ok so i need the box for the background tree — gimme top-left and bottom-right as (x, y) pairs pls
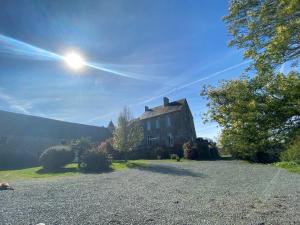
(202, 71), (300, 162)
(224, 0), (300, 73)
(112, 107), (143, 160)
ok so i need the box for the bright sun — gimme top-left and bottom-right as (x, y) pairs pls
(64, 52), (85, 70)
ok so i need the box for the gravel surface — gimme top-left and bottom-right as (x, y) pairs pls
(0, 160), (299, 225)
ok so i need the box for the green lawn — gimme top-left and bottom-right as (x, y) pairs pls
(0, 159), (180, 181)
(274, 161), (300, 174)
(0, 163), (80, 181)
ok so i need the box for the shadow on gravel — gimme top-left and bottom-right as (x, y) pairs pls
(134, 164), (206, 177)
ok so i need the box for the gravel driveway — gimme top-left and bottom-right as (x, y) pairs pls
(0, 160), (299, 225)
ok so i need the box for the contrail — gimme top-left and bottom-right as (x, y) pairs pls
(86, 60), (250, 123)
(85, 61), (151, 81)
(0, 34), (148, 81)
(134, 60), (251, 105)
(0, 34), (62, 61)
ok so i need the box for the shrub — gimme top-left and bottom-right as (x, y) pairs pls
(170, 154), (180, 161)
(39, 145), (74, 171)
(170, 154), (178, 160)
(81, 148), (111, 172)
(281, 136), (300, 162)
(99, 139), (114, 153)
(183, 138), (220, 160)
(98, 139), (119, 160)
(155, 146), (170, 159)
(183, 141), (198, 160)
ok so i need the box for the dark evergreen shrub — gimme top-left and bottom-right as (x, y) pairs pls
(81, 148), (111, 171)
(183, 138), (220, 160)
(183, 141), (198, 160)
(255, 151), (280, 163)
(39, 145), (74, 171)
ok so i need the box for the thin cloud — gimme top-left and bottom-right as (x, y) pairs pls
(0, 90), (31, 114)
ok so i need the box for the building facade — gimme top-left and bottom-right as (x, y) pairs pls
(139, 97), (196, 148)
(0, 110), (112, 162)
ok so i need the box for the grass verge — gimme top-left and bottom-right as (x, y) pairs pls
(0, 163), (80, 181)
(274, 161), (300, 174)
(0, 160), (154, 181)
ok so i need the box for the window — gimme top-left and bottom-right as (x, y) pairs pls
(147, 120), (151, 130)
(166, 115), (171, 127)
(156, 119), (160, 129)
(147, 136), (151, 145)
(167, 133), (173, 147)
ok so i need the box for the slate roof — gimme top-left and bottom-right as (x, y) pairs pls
(140, 98), (186, 120)
(107, 120), (115, 129)
(0, 109), (110, 140)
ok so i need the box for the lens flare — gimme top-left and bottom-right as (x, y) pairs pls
(0, 34), (150, 81)
(64, 52), (85, 70)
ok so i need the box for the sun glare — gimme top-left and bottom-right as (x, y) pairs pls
(64, 52), (85, 70)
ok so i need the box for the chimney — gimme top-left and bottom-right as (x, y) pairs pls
(163, 97), (169, 106)
(145, 106), (149, 112)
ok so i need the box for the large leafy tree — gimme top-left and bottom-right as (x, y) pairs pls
(112, 107), (143, 160)
(202, 0), (300, 162)
(224, 0), (300, 73)
(202, 71), (300, 161)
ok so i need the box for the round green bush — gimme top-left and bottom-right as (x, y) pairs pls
(81, 148), (111, 172)
(39, 145), (74, 171)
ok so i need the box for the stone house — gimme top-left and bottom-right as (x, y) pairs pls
(139, 97), (196, 149)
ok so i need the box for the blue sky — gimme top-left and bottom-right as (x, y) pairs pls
(0, 0), (249, 140)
